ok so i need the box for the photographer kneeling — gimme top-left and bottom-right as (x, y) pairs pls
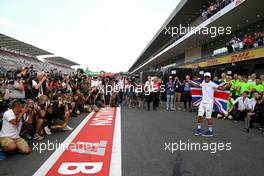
(0, 100), (31, 154)
(44, 95), (73, 133)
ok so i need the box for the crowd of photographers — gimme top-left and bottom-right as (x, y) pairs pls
(1, 64), (263, 158)
(0, 65), (120, 156)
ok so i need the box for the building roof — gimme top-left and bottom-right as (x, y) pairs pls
(44, 56), (79, 66)
(128, 0), (216, 72)
(0, 33), (53, 56)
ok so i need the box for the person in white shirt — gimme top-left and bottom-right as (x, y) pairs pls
(0, 100), (31, 154)
(188, 72), (230, 137)
(144, 76), (154, 111)
(233, 91), (251, 121)
(31, 71), (47, 98)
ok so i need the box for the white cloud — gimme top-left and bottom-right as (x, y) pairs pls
(0, 0), (179, 73)
(0, 16), (13, 28)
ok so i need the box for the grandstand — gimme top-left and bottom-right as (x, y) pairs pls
(0, 33), (79, 73)
(129, 0), (264, 75)
(43, 56), (79, 74)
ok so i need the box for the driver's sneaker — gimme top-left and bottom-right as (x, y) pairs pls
(63, 125), (74, 131)
(194, 129), (202, 136)
(44, 126), (52, 135)
(202, 130), (213, 137)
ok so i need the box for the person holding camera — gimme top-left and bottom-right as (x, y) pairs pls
(19, 99), (36, 141)
(0, 100), (31, 154)
(45, 95), (73, 131)
(83, 87), (99, 112)
(30, 71), (47, 100)
(173, 76), (183, 111)
(71, 89), (85, 116)
(32, 95), (49, 140)
(94, 88), (105, 108)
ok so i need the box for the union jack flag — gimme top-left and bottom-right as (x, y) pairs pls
(190, 81), (230, 115)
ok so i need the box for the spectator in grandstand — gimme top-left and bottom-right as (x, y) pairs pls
(0, 100), (31, 154)
(231, 36), (241, 51)
(219, 0), (225, 9)
(254, 32), (264, 47)
(203, 0), (233, 20)
(165, 76), (175, 111)
(202, 10), (208, 21)
(226, 41), (234, 53)
(207, 3), (215, 18)
(213, 1), (220, 14)
(224, 0), (230, 6)
(182, 75), (192, 111)
(173, 76), (182, 110)
(243, 35), (255, 49)
(258, 32), (264, 46)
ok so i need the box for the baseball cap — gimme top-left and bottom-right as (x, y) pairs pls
(204, 72), (211, 77)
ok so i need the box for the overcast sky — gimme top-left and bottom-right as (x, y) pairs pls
(0, 0), (180, 72)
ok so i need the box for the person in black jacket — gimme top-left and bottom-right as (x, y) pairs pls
(247, 96), (264, 132)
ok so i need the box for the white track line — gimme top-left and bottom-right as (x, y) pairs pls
(33, 112), (95, 176)
(110, 107), (122, 176)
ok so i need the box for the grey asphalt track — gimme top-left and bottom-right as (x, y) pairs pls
(121, 104), (264, 176)
(1, 105), (264, 176)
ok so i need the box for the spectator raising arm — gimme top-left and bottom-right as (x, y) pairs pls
(34, 75), (46, 90)
(187, 79), (201, 88)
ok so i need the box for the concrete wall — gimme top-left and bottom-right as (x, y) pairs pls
(184, 46), (201, 63)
